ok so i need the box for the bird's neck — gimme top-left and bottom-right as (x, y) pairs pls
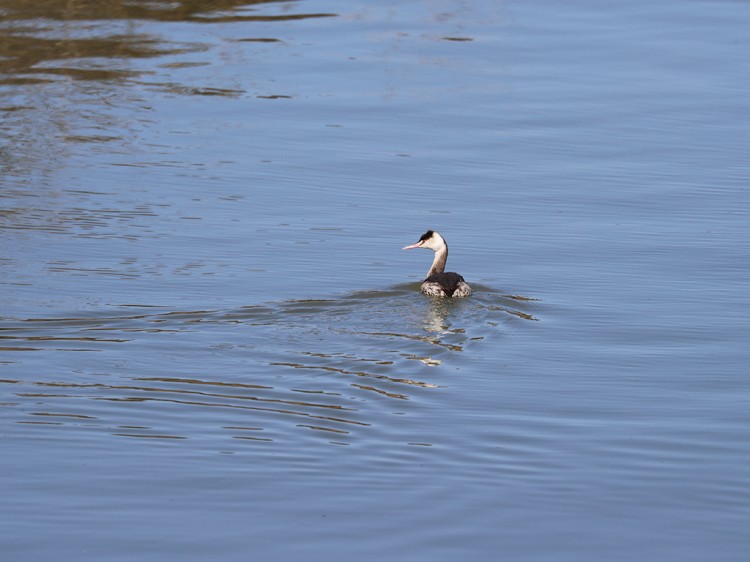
(426, 245), (448, 278)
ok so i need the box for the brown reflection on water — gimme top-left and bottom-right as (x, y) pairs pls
(0, 0), (335, 85)
(0, 31), (188, 85)
(1, 0), (335, 23)
(0, 0), (336, 176)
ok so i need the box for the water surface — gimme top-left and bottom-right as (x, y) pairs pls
(2, 0), (749, 560)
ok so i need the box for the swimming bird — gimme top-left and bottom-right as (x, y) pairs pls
(402, 230), (472, 297)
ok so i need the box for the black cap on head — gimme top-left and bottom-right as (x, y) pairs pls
(419, 230), (435, 241)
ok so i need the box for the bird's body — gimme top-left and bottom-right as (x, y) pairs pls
(402, 230), (472, 298)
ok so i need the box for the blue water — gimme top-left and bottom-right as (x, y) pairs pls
(2, 0), (749, 560)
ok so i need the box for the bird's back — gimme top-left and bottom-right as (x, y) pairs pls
(422, 271), (471, 297)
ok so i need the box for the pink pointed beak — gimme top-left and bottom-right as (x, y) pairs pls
(402, 242), (423, 250)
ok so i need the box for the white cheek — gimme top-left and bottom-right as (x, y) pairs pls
(423, 238), (443, 251)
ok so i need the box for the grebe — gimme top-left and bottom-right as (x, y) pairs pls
(402, 230), (472, 298)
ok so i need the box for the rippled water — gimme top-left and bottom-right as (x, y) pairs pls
(2, 286), (535, 442)
(2, 0), (750, 560)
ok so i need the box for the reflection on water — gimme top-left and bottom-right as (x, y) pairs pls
(0, 0), (335, 87)
(1, 286), (538, 444)
(0, 0), (337, 176)
(2, 0), (749, 557)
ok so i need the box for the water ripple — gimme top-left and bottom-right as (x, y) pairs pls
(1, 286), (539, 446)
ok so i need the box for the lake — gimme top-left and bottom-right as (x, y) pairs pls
(2, 0), (749, 560)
